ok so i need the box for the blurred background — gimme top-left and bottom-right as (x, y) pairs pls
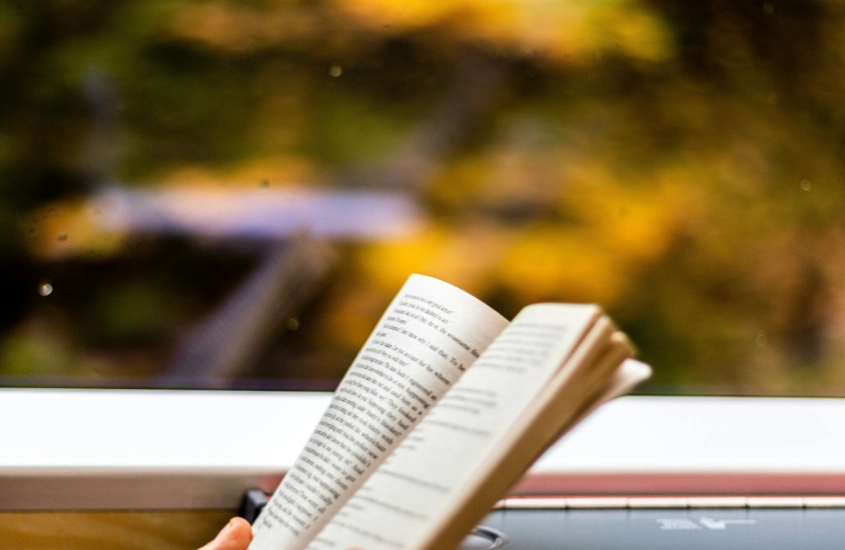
(3, 0), (845, 394)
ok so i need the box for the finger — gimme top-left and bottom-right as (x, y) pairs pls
(199, 517), (254, 550)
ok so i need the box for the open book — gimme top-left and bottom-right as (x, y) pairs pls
(249, 274), (650, 550)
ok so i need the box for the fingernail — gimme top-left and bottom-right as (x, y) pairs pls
(217, 519), (235, 539)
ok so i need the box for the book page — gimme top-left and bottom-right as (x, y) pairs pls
(248, 275), (509, 550)
(305, 304), (610, 550)
(412, 342), (645, 550)
(540, 358), (652, 450)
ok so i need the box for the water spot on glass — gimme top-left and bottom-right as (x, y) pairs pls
(756, 330), (767, 347)
(286, 318), (300, 330)
(58, 234), (68, 242)
(763, 3), (774, 14)
(260, 179), (270, 193)
(329, 65), (343, 77)
(38, 280), (53, 297)
(800, 179), (812, 191)
(767, 92), (778, 105)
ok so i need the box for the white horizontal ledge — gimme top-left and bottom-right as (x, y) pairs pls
(0, 388), (329, 470)
(2, 390), (845, 510)
(537, 395), (845, 473)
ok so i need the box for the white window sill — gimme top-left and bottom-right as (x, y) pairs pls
(2, 390), (844, 511)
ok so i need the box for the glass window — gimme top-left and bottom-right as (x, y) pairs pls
(3, 0), (844, 395)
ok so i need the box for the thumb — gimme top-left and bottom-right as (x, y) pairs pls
(200, 518), (254, 550)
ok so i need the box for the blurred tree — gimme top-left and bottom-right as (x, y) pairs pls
(4, 0), (845, 394)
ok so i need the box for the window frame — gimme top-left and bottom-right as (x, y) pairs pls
(2, 391), (844, 511)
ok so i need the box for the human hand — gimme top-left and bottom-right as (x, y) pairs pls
(199, 517), (253, 550)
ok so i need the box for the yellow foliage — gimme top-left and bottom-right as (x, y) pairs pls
(157, 157), (318, 192)
(333, 0), (672, 63)
(426, 146), (685, 309)
(498, 227), (628, 305)
(358, 227), (450, 291)
(358, 220), (511, 293)
(430, 150), (565, 211)
(25, 200), (126, 260)
(562, 164), (682, 263)
(493, 163), (683, 306)
(167, 3), (320, 53)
